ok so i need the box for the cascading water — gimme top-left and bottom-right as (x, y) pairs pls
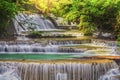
(0, 40), (117, 55)
(0, 41), (58, 53)
(50, 40), (91, 45)
(13, 13), (56, 35)
(56, 73), (67, 80)
(0, 61), (118, 80)
(2, 11), (120, 80)
(0, 62), (21, 80)
(91, 39), (117, 47)
(98, 68), (120, 80)
(0, 41), (91, 53)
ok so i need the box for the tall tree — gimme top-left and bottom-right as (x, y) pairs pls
(51, 0), (120, 36)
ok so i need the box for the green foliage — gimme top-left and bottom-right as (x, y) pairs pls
(0, 0), (18, 34)
(1, 0), (120, 38)
(28, 31), (42, 38)
(117, 35), (120, 46)
(78, 0), (120, 34)
(115, 10), (120, 35)
(51, 0), (120, 36)
(17, 0), (38, 12)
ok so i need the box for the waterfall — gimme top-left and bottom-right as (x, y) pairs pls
(98, 68), (120, 80)
(56, 73), (67, 80)
(0, 61), (117, 80)
(0, 42), (58, 53)
(0, 41), (90, 53)
(13, 13), (56, 35)
(17, 62), (118, 80)
(49, 39), (91, 45)
(0, 62), (21, 80)
(0, 40), (117, 54)
(91, 39), (117, 47)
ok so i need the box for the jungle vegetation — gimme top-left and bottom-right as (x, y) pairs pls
(0, 0), (120, 39)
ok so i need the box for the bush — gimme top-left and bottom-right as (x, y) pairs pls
(0, 0), (18, 35)
(84, 32), (93, 36)
(27, 31), (42, 38)
(117, 35), (120, 47)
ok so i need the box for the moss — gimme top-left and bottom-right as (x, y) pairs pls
(84, 32), (93, 36)
(27, 31), (76, 38)
(27, 31), (43, 38)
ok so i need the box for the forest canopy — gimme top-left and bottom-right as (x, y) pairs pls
(0, 0), (18, 35)
(0, 0), (120, 38)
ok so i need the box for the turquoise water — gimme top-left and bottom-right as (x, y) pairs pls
(0, 54), (73, 60)
(0, 53), (114, 60)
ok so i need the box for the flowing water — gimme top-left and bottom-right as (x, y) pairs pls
(0, 41), (86, 53)
(98, 68), (120, 80)
(0, 39), (92, 53)
(0, 61), (118, 80)
(0, 62), (21, 80)
(0, 40), (116, 56)
(1, 13), (119, 80)
(13, 13), (57, 35)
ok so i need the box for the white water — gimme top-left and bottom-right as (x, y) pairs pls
(0, 70), (21, 80)
(0, 63), (21, 80)
(0, 41), (118, 56)
(98, 68), (120, 80)
(13, 13), (56, 35)
(0, 42), (58, 53)
(0, 41), (88, 53)
(56, 73), (67, 80)
(0, 61), (117, 80)
(91, 39), (117, 46)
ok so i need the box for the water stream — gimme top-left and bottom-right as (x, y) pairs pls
(0, 61), (118, 80)
(0, 62), (21, 80)
(1, 13), (119, 80)
(0, 40), (117, 56)
(98, 68), (120, 80)
(13, 13), (57, 35)
(0, 41), (84, 53)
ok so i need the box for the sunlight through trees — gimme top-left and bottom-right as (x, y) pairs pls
(1, 0), (120, 38)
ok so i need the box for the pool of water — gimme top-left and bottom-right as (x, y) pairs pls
(0, 52), (117, 60)
(0, 54), (73, 60)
